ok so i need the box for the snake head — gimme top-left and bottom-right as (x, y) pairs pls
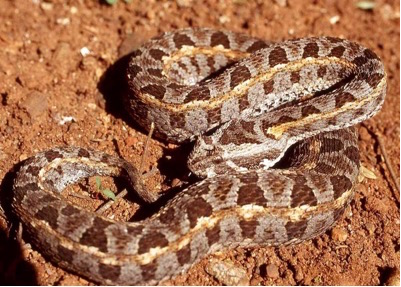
(187, 136), (224, 178)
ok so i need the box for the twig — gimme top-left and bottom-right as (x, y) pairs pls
(139, 122), (155, 175)
(362, 123), (400, 203)
(69, 193), (93, 200)
(95, 188), (128, 214)
(376, 131), (400, 202)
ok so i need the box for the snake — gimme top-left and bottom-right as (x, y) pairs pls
(12, 28), (386, 285)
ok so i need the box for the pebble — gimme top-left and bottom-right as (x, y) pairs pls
(125, 136), (139, 147)
(331, 227), (348, 242)
(52, 42), (72, 77)
(365, 222), (376, 235)
(176, 0), (193, 7)
(265, 264), (279, 279)
(21, 91), (48, 118)
(274, 0), (287, 7)
(359, 126), (371, 141)
(205, 258), (250, 286)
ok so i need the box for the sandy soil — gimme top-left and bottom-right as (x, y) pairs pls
(0, 0), (399, 285)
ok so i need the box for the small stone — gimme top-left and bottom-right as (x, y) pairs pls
(294, 267), (304, 282)
(176, 0), (193, 7)
(80, 47), (91, 57)
(250, 275), (262, 285)
(265, 264), (279, 279)
(365, 222), (376, 235)
(205, 258), (250, 286)
(359, 165), (377, 180)
(359, 126), (371, 141)
(21, 91), (48, 118)
(52, 42), (72, 77)
(70, 6), (78, 14)
(56, 17), (70, 25)
(171, 178), (182, 187)
(19, 154), (28, 161)
(125, 136), (138, 147)
(331, 227), (348, 242)
(40, 2), (53, 10)
(87, 103), (97, 110)
(274, 0), (287, 7)
(329, 15), (340, 24)
(219, 15), (231, 24)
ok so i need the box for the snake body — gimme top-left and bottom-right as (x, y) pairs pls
(12, 28), (386, 285)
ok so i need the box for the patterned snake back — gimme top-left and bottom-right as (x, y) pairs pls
(13, 28), (386, 285)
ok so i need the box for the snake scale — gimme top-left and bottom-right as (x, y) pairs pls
(12, 28), (386, 285)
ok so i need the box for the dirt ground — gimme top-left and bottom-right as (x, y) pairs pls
(0, 0), (399, 285)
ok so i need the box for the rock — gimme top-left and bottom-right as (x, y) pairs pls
(265, 264), (279, 279)
(205, 258), (250, 286)
(52, 42), (73, 78)
(331, 227), (348, 242)
(20, 91), (48, 119)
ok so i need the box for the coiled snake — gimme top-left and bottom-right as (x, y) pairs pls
(12, 28), (386, 284)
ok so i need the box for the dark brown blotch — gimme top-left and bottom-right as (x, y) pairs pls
(149, 49), (167, 60)
(290, 176), (318, 208)
(140, 261), (157, 282)
(285, 219), (308, 239)
(173, 33), (195, 48)
(330, 175), (353, 199)
(301, 105), (320, 117)
(329, 45), (346, 58)
(246, 40), (269, 52)
(230, 65), (252, 89)
(158, 207), (176, 224)
(138, 231), (169, 254)
(352, 55), (368, 66)
(344, 146), (360, 167)
(239, 219), (258, 239)
(290, 71), (300, 84)
(77, 148), (90, 158)
(99, 263), (121, 282)
(237, 176), (267, 206)
(60, 204), (81, 217)
(206, 224), (221, 246)
(335, 92), (356, 108)
(210, 31), (230, 48)
(167, 82), (185, 90)
(315, 162), (336, 174)
(363, 48), (379, 60)
(44, 150), (64, 162)
(147, 68), (163, 78)
(263, 79), (274, 94)
(186, 197), (213, 228)
(176, 244), (191, 265)
(127, 64), (143, 78)
(184, 85), (211, 102)
(320, 137), (344, 153)
(130, 49), (142, 58)
(365, 73), (383, 88)
(277, 115), (296, 124)
(26, 164), (41, 176)
(79, 217), (112, 253)
(141, 84), (167, 99)
(326, 37), (343, 44)
(57, 245), (75, 263)
(302, 42), (320, 58)
(127, 225), (144, 236)
(317, 66), (327, 78)
(269, 46), (289, 67)
(35, 205), (59, 229)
